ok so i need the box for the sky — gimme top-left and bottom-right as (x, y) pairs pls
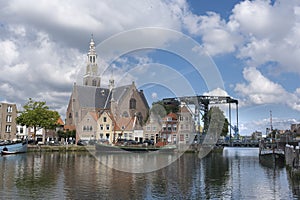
(0, 0), (300, 135)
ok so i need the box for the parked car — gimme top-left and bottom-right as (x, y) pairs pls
(143, 139), (154, 145)
(77, 140), (88, 146)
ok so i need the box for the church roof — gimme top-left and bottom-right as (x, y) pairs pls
(75, 85), (111, 109)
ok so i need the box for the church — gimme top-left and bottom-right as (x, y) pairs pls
(65, 37), (149, 143)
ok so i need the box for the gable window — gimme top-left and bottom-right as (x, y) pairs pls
(7, 106), (12, 113)
(103, 117), (107, 122)
(6, 125), (11, 132)
(6, 115), (12, 123)
(129, 98), (136, 109)
(100, 124), (103, 130)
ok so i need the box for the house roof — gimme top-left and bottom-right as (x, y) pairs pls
(179, 106), (191, 113)
(88, 111), (98, 121)
(57, 117), (64, 125)
(166, 112), (178, 120)
(115, 117), (134, 131)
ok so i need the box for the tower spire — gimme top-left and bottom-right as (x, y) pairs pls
(83, 34), (101, 87)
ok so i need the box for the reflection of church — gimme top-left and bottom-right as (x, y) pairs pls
(65, 37), (149, 143)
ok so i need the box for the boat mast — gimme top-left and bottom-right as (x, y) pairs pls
(270, 110), (273, 132)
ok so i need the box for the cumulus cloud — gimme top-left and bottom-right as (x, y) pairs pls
(235, 67), (300, 111)
(0, 0), (195, 118)
(0, 0), (300, 123)
(231, 0), (300, 74)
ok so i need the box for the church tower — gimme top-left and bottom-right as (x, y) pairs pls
(83, 35), (101, 87)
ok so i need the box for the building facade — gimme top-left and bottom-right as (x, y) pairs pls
(0, 103), (17, 141)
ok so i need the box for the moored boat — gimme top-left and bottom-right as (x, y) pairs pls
(95, 143), (176, 153)
(1, 141), (28, 155)
(259, 140), (285, 168)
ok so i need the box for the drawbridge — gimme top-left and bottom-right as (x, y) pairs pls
(162, 95), (239, 142)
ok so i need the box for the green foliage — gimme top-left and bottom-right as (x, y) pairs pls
(17, 98), (60, 137)
(203, 106), (228, 137)
(57, 130), (76, 139)
(152, 99), (179, 115)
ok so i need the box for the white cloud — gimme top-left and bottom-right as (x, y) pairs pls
(235, 67), (300, 111)
(203, 88), (229, 97)
(0, 40), (19, 66)
(240, 117), (300, 135)
(230, 0), (300, 74)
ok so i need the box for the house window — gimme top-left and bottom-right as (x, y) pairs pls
(179, 116), (183, 121)
(100, 133), (103, 139)
(152, 126), (156, 132)
(168, 124), (172, 131)
(6, 125), (11, 133)
(146, 126), (151, 131)
(106, 124), (110, 131)
(129, 98), (136, 109)
(173, 124), (177, 131)
(6, 115), (12, 123)
(103, 117), (107, 122)
(83, 126), (86, 131)
(167, 117), (172, 122)
(100, 124), (103, 130)
(69, 113), (72, 119)
(106, 133), (110, 139)
(7, 106), (12, 113)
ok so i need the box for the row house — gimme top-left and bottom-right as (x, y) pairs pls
(0, 103), (17, 141)
(77, 109), (144, 144)
(144, 105), (196, 145)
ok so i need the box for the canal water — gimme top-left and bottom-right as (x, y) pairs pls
(0, 148), (299, 199)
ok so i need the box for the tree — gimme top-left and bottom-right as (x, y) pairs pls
(203, 106), (228, 137)
(152, 99), (180, 115)
(17, 98), (60, 140)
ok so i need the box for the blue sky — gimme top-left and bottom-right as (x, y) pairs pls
(0, 0), (299, 135)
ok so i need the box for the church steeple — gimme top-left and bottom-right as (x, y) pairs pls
(83, 34), (101, 87)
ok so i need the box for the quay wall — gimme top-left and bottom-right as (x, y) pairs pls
(285, 144), (300, 177)
(28, 145), (95, 152)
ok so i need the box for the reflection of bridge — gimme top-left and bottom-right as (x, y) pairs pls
(216, 139), (259, 147)
(163, 95), (239, 142)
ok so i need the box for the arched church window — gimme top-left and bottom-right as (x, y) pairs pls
(69, 113), (72, 118)
(92, 79), (97, 86)
(93, 56), (95, 63)
(129, 98), (136, 109)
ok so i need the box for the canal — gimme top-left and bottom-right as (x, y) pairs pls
(0, 148), (299, 199)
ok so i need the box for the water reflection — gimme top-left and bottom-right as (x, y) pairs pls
(0, 148), (299, 199)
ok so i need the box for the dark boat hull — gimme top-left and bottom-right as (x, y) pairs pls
(259, 152), (285, 168)
(95, 143), (176, 153)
